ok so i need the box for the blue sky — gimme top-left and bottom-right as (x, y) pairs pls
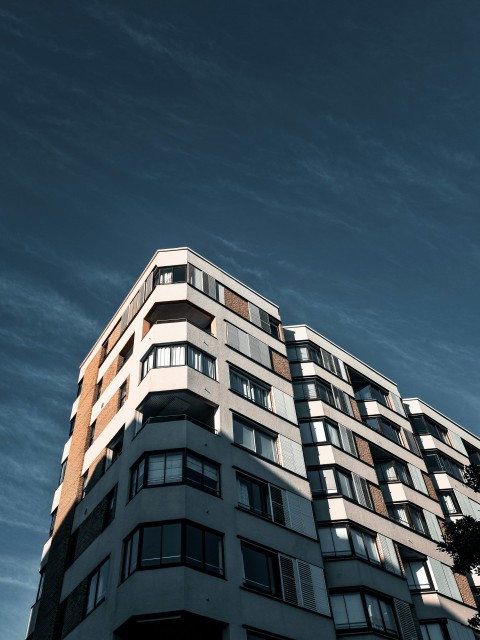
(1, 2), (480, 637)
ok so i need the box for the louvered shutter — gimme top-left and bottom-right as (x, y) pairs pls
(120, 308), (129, 334)
(248, 302), (262, 327)
(423, 510), (443, 542)
(285, 491), (316, 538)
(226, 322), (240, 351)
(272, 387), (297, 424)
(428, 559), (461, 600)
(237, 327), (250, 356)
(449, 431), (468, 456)
(259, 307), (271, 332)
(447, 620), (476, 640)
(339, 424), (357, 456)
(454, 490), (478, 518)
(394, 599), (421, 640)
(297, 561), (330, 615)
(320, 347), (335, 373)
(279, 555), (299, 605)
(332, 386), (354, 417)
(378, 534), (402, 575)
(249, 334), (270, 368)
(278, 435), (306, 476)
(269, 485), (287, 526)
(390, 393), (406, 416)
(404, 430), (421, 455)
(217, 282), (225, 304)
(145, 270), (154, 298)
(352, 473), (373, 509)
(338, 359), (348, 381)
(408, 464), (428, 494)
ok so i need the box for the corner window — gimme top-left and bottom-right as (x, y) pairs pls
(376, 460), (412, 486)
(105, 429), (124, 471)
(119, 382), (127, 407)
(129, 450), (220, 499)
(438, 491), (461, 515)
(309, 468), (373, 510)
(388, 504), (427, 535)
(365, 416), (402, 445)
(421, 623), (447, 640)
(153, 265), (187, 286)
(300, 419), (357, 457)
(349, 370), (388, 406)
(287, 343), (347, 379)
(86, 558), (109, 615)
(122, 521), (223, 580)
(293, 378), (354, 417)
(58, 459), (67, 486)
(405, 560), (433, 591)
(241, 543), (282, 596)
(233, 416), (277, 462)
(141, 343), (216, 380)
(230, 368), (271, 410)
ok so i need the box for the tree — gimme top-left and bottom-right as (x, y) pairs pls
(440, 464), (480, 628)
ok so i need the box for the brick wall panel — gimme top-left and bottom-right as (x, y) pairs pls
(74, 497), (107, 560)
(369, 483), (389, 517)
(102, 355), (122, 392)
(224, 287), (250, 320)
(350, 397), (362, 421)
(33, 350), (102, 640)
(423, 472), (439, 501)
(271, 351), (292, 381)
(61, 578), (88, 638)
(454, 572), (477, 608)
(354, 435), (374, 466)
(105, 322), (121, 355)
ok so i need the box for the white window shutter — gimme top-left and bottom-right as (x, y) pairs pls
(278, 435), (306, 476)
(393, 599), (421, 640)
(339, 424), (357, 456)
(404, 430), (421, 455)
(248, 302), (262, 327)
(378, 534), (402, 575)
(454, 490), (478, 518)
(447, 620), (476, 640)
(285, 491), (316, 538)
(408, 464), (428, 494)
(338, 359), (348, 381)
(297, 561), (330, 616)
(145, 269), (154, 298)
(272, 387), (297, 424)
(449, 431), (468, 456)
(279, 555), (299, 605)
(428, 558), (461, 600)
(390, 393), (406, 416)
(269, 485), (288, 527)
(226, 322), (240, 351)
(352, 473), (373, 509)
(423, 510), (444, 542)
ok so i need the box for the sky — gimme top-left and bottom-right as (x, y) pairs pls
(1, 1), (480, 637)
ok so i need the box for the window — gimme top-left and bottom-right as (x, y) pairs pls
(233, 416), (277, 462)
(105, 429), (124, 471)
(438, 491), (461, 515)
(388, 504), (427, 535)
(331, 593), (397, 634)
(104, 487), (117, 528)
(420, 624), (447, 640)
(69, 416), (76, 436)
(287, 343), (347, 380)
(349, 371), (389, 406)
(237, 474), (271, 519)
(58, 459), (67, 486)
(300, 419), (357, 456)
(119, 382), (127, 407)
(318, 525), (352, 557)
(141, 343), (216, 380)
(351, 528), (381, 564)
(36, 571), (45, 602)
(376, 460), (412, 486)
(94, 378), (103, 403)
(230, 368), (271, 410)
(309, 468), (374, 510)
(88, 421), (96, 447)
(129, 450), (220, 499)
(411, 415), (450, 445)
(153, 265), (186, 286)
(81, 472), (88, 499)
(119, 336), (134, 369)
(424, 452), (464, 482)
(365, 416), (402, 446)
(86, 558), (109, 615)
(122, 521), (223, 580)
(76, 379), (83, 397)
(293, 378), (354, 417)
(240, 542), (330, 614)
(188, 264), (222, 301)
(268, 317), (281, 340)
(405, 560), (433, 591)
(49, 509), (57, 536)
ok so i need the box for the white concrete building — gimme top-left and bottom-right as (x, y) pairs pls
(27, 250), (479, 640)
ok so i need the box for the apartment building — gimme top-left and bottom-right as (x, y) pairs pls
(26, 249), (479, 640)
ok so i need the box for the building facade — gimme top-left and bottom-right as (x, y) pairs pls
(26, 249), (479, 640)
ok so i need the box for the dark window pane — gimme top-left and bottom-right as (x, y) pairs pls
(173, 265), (186, 283)
(185, 524), (203, 569)
(162, 523), (182, 564)
(141, 526), (162, 567)
(242, 545), (279, 595)
(204, 531), (223, 574)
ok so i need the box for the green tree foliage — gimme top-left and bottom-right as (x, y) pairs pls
(440, 465), (480, 628)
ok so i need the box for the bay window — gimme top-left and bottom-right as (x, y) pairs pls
(141, 343), (216, 380)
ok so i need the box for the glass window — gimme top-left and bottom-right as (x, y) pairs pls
(233, 416), (277, 462)
(331, 593), (367, 629)
(241, 544), (281, 596)
(231, 369), (271, 409)
(319, 526), (351, 557)
(405, 561), (432, 590)
(421, 624), (446, 640)
(439, 491), (460, 515)
(351, 529), (380, 564)
(237, 475), (271, 518)
(337, 471), (354, 499)
(86, 558), (109, 615)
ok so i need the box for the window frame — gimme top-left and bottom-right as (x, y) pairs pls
(230, 367), (272, 410)
(387, 503), (428, 535)
(232, 414), (277, 463)
(331, 591), (398, 635)
(365, 415), (403, 446)
(141, 342), (216, 381)
(309, 466), (374, 510)
(85, 557), (109, 616)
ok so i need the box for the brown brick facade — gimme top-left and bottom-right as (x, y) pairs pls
(105, 321), (122, 355)
(224, 287), (250, 320)
(101, 355), (122, 392)
(271, 351), (292, 380)
(354, 435), (374, 466)
(369, 483), (389, 517)
(60, 577), (88, 638)
(350, 397), (362, 421)
(94, 376), (128, 440)
(422, 472), (438, 501)
(73, 494), (110, 561)
(454, 572), (477, 608)
(33, 350), (103, 640)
